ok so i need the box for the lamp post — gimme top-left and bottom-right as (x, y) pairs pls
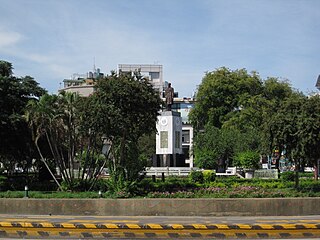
(24, 185), (29, 198)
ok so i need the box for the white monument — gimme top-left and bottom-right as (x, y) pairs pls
(156, 111), (182, 166)
(155, 83), (182, 167)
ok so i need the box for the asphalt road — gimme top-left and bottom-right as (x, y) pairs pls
(1, 214), (320, 239)
(2, 214), (320, 225)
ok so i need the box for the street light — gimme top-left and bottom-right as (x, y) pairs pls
(24, 185), (29, 198)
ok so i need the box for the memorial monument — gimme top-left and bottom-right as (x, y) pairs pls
(156, 83), (182, 167)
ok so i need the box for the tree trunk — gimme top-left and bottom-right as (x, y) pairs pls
(294, 159), (299, 189)
(35, 141), (62, 191)
(314, 161), (319, 181)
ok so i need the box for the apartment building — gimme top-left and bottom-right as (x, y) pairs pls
(118, 64), (167, 96)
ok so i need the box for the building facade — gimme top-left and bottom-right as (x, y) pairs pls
(59, 69), (104, 97)
(118, 64), (167, 96)
(171, 98), (195, 167)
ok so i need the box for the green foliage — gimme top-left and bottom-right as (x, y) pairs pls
(105, 171), (138, 198)
(298, 95), (320, 174)
(193, 125), (260, 170)
(137, 176), (196, 194)
(138, 133), (156, 166)
(234, 151), (260, 169)
(81, 71), (162, 193)
(194, 150), (218, 169)
(190, 67), (296, 173)
(0, 191), (109, 198)
(203, 170), (216, 183)
(2, 175), (320, 198)
(190, 67), (263, 130)
(0, 191), (25, 198)
(61, 179), (91, 192)
(0, 175), (6, 190)
(298, 179), (320, 192)
(25, 92), (105, 191)
(0, 61), (46, 174)
(281, 171), (296, 182)
(189, 171), (204, 183)
(193, 126), (234, 169)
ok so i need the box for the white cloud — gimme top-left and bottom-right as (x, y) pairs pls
(0, 29), (23, 48)
(27, 53), (51, 63)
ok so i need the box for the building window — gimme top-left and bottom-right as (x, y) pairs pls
(149, 72), (160, 81)
(182, 130), (190, 143)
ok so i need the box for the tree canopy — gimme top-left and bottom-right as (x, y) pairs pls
(81, 71), (162, 191)
(189, 67), (263, 130)
(190, 67), (303, 174)
(24, 70), (162, 192)
(0, 60), (46, 174)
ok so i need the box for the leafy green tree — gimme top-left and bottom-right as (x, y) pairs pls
(25, 91), (108, 191)
(189, 67), (263, 130)
(193, 125), (220, 169)
(0, 60), (46, 174)
(233, 150), (260, 169)
(190, 67), (295, 172)
(0, 60), (13, 77)
(193, 124), (261, 170)
(138, 133), (156, 166)
(268, 92), (307, 187)
(81, 71), (162, 194)
(299, 94), (320, 180)
(259, 78), (294, 154)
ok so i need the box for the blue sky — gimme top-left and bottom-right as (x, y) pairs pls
(0, 0), (319, 97)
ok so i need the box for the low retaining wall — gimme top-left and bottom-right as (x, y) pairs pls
(0, 198), (319, 216)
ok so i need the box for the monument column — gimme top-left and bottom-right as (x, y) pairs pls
(155, 83), (182, 167)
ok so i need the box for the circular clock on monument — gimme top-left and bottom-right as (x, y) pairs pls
(161, 118), (168, 126)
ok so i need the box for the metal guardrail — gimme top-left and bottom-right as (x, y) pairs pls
(144, 167), (199, 176)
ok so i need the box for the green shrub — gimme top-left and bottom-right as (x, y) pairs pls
(257, 180), (285, 189)
(203, 170), (216, 183)
(281, 171), (295, 181)
(189, 171), (204, 183)
(61, 179), (90, 192)
(91, 179), (109, 192)
(0, 175), (6, 191)
(0, 191), (24, 198)
(234, 151), (260, 169)
(150, 176), (196, 193)
(207, 181), (227, 188)
(29, 181), (58, 191)
(299, 172), (313, 178)
(298, 180), (320, 192)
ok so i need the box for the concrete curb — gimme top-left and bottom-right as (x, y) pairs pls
(1, 198), (320, 216)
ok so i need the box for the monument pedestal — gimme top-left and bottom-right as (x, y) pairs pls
(156, 111), (182, 167)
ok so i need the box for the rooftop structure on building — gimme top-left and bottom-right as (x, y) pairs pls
(60, 68), (104, 96)
(118, 64), (167, 96)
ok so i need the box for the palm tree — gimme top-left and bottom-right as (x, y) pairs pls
(26, 91), (109, 191)
(25, 94), (63, 190)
